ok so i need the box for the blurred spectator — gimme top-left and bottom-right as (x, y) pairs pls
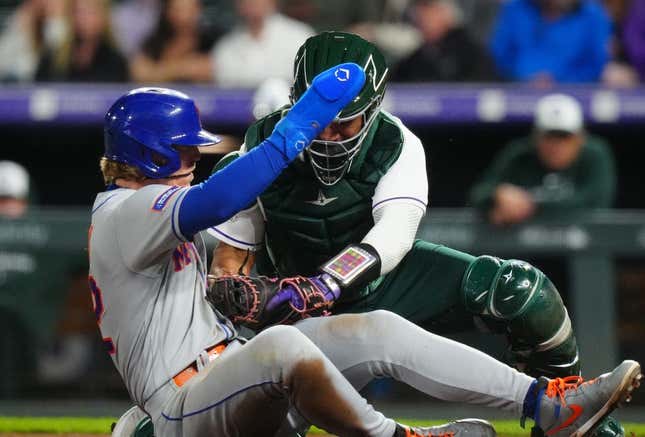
(490, 0), (612, 84)
(603, 0), (630, 21)
(285, 0), (498, 61)
(469, 94), (616, 226)
(0, 161), (30, 219)
(0, 0), (67, 82)
(35, 0), (128, 82)
(600, 0), (640, 87)
(130, 0), (217, 83)
(111, 0), (160, 57)
(623, 0), (645, 82)
(456, 0), (501, 43)
(252, 77), (291, 119)
(350, 0), (502, 62)
(343, 0), (421, 61)
(211, 0), (314, 87)
(283, 0), (406, 33)
(392, 0), (495, 82)
(280, 0), (320, 25)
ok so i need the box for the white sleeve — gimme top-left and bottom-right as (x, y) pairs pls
(206, 203), (265, 251)
(115, 185), (191, 271)
(371, 118), (428, 213)
(362, 202), (424, 275)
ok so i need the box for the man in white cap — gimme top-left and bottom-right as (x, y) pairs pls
(470, 93), (617, 225)
(0, 160), (30, 219)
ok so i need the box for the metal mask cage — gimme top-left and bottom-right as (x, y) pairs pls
(306, 96), (382, 186)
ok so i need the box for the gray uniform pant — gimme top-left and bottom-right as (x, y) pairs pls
(152, 310), (533, 437)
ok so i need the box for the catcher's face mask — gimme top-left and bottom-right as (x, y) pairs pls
(291, 31), (389, 186)
(305, 99), (380, 186)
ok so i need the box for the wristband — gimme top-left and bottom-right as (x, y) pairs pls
(320, 243), (381, 289)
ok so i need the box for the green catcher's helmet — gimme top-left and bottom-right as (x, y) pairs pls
(291, 31), (389, 185)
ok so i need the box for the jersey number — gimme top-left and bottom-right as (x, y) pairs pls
(172, 242), (193, 272)
(88, 275), (115, 355)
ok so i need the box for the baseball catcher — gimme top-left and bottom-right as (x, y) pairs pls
(204, 31), (626, 437)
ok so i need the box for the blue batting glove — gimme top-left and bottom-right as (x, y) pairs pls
(268, 62), (366, 160)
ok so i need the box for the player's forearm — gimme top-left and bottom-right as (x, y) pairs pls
(179, 138), (297, 234)
(361, 202), (424, 275)
(211, 242), (255, 276)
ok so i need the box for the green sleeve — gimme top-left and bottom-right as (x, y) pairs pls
(468, 138), (530, 211)
(212, 150), (242, 173)
(537, 136), (616, 209)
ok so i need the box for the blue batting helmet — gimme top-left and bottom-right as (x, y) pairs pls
(104, 88), (221, 178)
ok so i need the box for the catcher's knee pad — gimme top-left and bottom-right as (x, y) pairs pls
(462, 256), (580, 377)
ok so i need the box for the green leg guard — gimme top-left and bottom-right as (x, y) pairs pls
(463, 255), (580, 377)
(463, 256), (624, 437)
(512, 328), (581, 379)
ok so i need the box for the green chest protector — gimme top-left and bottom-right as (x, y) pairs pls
(215, 110), (403, 280)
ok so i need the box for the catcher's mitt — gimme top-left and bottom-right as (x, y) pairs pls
(206, 275), (334, 330)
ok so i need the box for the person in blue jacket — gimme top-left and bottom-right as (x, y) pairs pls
(490, 0), (611, 83)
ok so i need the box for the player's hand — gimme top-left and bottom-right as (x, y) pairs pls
(267, 274), (341, 311)
(491, 184), (536, 225)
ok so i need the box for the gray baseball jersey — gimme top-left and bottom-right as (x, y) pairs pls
(88, 185), (235, 406)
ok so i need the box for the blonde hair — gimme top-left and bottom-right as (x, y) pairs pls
(52, 0), (119, 77)
(99, 157), (145, 185)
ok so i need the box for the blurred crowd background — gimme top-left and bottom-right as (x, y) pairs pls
(0, 0), (644, 416)
(0, 0), (644, 86)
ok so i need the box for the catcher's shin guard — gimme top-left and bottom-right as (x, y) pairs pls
(462, 256), (580, 378)
(463, 256), (627, 437)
